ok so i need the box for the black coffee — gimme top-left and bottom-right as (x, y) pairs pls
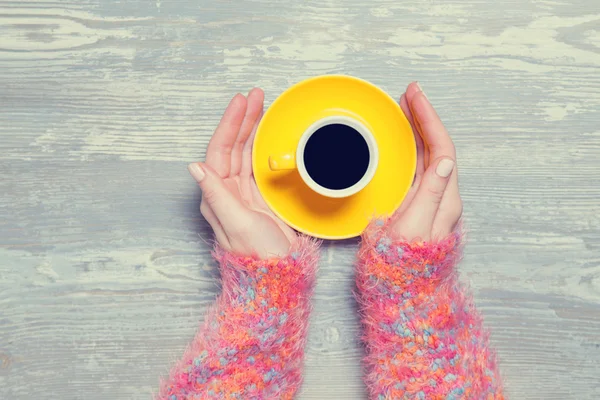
(303, 123), (370, 190)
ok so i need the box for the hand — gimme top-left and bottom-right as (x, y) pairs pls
(388, 82), (463, 241)
(188, 89), (296, 258)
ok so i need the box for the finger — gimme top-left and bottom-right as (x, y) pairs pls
(241, 110), (262, 180)
(200, 200), (231, 249)
(395, 92), (422, 217)
(406, 82), (430, 168)
(231, 88), (264, 176)
(396, 157), (455, 240)
(410, 90), (456, 161)
(405, 82), (421, 104)
(400, 93), (425, 181)
(188, 162), (252, 233)
(241, 94), (264, 178)
(432, 168), (462, 237)
(205, 93), (247, 178)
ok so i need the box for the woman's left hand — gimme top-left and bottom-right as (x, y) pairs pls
(188, 89), (296, 258)
(388, 82), (463, 241)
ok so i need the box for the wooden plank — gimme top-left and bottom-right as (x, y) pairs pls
(1, 0), (599, 398)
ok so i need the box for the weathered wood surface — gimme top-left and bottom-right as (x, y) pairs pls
(1, 0), (599, 398)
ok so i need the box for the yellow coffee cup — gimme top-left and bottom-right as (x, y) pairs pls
(268, 115), (379, 199)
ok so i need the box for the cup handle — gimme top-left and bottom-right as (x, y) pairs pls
(269, 153), (296, 171)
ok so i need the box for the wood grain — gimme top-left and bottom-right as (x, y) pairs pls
(1, 0), (599, 398)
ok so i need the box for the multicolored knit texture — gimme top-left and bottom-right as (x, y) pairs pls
(157, 235), (320, 400)
(356, 219), (503, 400)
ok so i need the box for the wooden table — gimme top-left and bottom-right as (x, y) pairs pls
(1, 1), (599, 398)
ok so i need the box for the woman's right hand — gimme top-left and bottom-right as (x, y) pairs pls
(388, 82), (463, 241)
(187, 89), (296, 259)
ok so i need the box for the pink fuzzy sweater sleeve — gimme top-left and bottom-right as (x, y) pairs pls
(356, 220), (503, 400)
(158, 236), (319, 400)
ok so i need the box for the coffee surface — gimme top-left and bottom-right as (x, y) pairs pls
(303, 123), (370, 191)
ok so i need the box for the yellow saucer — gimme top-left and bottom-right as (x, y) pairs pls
(253, 75), (416, 239)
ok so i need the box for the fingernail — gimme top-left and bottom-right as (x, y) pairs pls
(188, 163), (205, 182)
(436, 159), (455, 178)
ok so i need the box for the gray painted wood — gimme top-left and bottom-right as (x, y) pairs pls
(1, 0), (599, 398)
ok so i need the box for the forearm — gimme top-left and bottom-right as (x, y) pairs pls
(159, 236), (319, 400)
(356, 220), (503, 399)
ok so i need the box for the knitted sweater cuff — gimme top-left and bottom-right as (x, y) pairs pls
(357, 218), (463, 295)
(158, 235), (320, 400)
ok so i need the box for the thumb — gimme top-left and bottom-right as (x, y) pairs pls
(188, 162), (251, 232)
(397, 157), (454, 239)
